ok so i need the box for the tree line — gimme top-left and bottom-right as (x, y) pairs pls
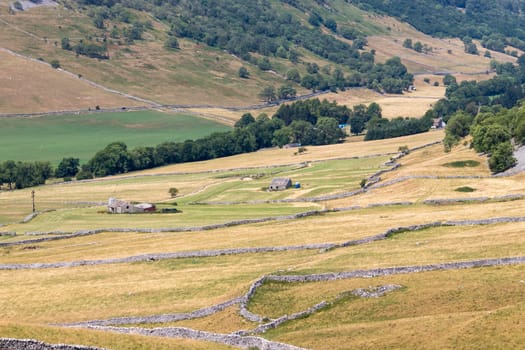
(0, 99), (352, 188)
(431, 55), (525, 173)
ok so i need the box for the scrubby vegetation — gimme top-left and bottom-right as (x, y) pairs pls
(353, 0), (525, 52)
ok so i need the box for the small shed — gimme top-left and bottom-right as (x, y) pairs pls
(134, 203), (156, 213)
(269, 178), (292, 191)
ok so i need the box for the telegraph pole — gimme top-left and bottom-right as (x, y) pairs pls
(32, 190), (35, 213)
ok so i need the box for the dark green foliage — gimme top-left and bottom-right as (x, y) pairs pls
(403, 38), (412, 49)
(0, 161), (53, 189)
(463, 36), (478, 55)
(277, 85), (296, 100)
(455, 186), (476, 192)
(238, 66), (249, 78)
(365, 116), (432, 141)
(13, 1), (23, 10)
(314, 117), (345, 145)
(55, 158), (80, 178)
(234, 113), (256, 128)
(258, 86), (276, 102)
(86, 141), (132, 177)
(61, 37), (71, 50)
(443, 112), (474, 151)
(50, 59), (60, 69)
(352, 0), (525, 51)
(286, 69), (301, 83)
(443, 74), (457, 86)
(0, 160), (17, 190)
(76, 169), (94, 180)
(324, 18), (337, 32)
(471, 124), (511, 153)
(488, 142), (516, 173)
(73, 40), (109, 59)
(443, 160), (480, 168)
(273, 99), (350, 126)
(339, 27), (358, 40)
(165, 36), (179, 50)
(257, 57), (272, 71)
(481, 33), (506, 52)
(349, 103), (382, 135)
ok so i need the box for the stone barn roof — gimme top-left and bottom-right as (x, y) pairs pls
(269, 177), (292, 191)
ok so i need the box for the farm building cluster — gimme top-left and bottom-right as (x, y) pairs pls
(107, 198), (156, 214)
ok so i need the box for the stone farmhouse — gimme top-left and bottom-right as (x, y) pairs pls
(107, 198), (156, 214)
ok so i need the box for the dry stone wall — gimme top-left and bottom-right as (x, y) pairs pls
(80, 326), (308, 350)
(0, 338), (105, 350)
(4, 216), (525, 270)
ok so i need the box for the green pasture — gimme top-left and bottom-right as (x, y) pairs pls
(0, 202), (320, 234)
(0, 111), (231, 165)
(182, 157), (390, 203)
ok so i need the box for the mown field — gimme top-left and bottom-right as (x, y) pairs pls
(1, 130), (525, 349)
(0, 110), (231, 164)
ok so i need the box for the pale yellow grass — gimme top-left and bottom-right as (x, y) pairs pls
(0, 5), (289, 107)
(140, 305), (256, 333)
(0, 322), (234, 350)
(3, 198), (525, 265)
(136, 131), (444, 175)
(386, 142), (490, 179)
(185, 106), (281, 126)
(2, 216), (524, 325)
(287, 220), (525, 274)
(0, 50), (144, 113)
(0, 250), (317, 324)
(336, 176), (525, 207)
(259, 265), (525, 349)
(367, 16), (517, 74)
(324, 82), (442, 119)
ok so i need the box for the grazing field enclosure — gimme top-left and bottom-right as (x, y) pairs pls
(0, 111), (231, 164)
(3, 0), (525, 347)
(1, 130), (525, 349)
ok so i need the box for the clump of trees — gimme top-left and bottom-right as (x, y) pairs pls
(438, 54), (525, 172)
(61, 37), (109, 59)
(74, 99), (349, 178)
(0, 161), (52, 190)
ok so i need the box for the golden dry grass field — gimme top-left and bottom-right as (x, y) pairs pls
(0, 0), (503, 120)
(2, 2), (525, 349)
(0, 49), (145, 114)
(1, 130), (525, 349)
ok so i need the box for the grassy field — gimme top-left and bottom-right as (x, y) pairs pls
(0, 49), (145, 114)
(0, 110), (231, 164)
(2, 130), (525, 348)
